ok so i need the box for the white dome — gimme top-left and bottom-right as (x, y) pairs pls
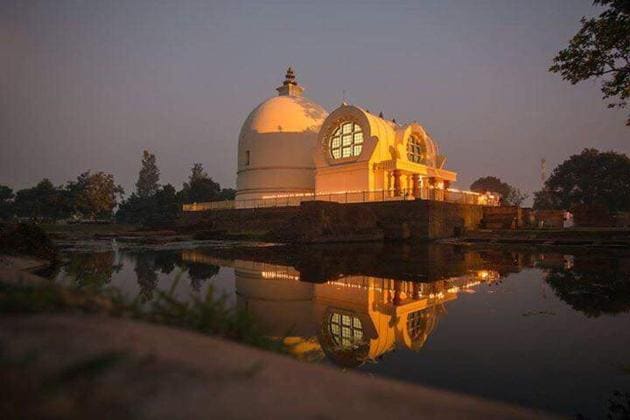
(236, 69), (328, 203)
(242, 95), (327, 135)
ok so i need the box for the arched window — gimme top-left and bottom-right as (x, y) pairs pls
(329, 122), (363, 159)
(407, 135), (424, 163)
(329, 312), (363, 348)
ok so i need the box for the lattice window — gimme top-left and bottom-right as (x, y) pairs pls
(407, 135), (424, 163)
(330, 122), (363, 159)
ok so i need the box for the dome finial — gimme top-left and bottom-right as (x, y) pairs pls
(276, 66), (304, 97)
(284, 67), (297, 86)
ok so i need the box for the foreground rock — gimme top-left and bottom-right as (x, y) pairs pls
(0, 314), (554, 419)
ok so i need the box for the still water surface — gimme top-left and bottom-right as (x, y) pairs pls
(51, 241), (630, 418)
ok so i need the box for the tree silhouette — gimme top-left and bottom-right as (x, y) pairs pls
(179, 163), (221, 203)
(136, 150), (160, 198)
(470, 176), (527, 206)
(0, 185), (14, 220)
(533, 148), (630, 211)
(550, 0), (630, 125)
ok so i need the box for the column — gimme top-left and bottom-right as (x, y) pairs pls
(427, 177), (435, 200)
(420, 177), (428, 199)
(393, 169), (402, 196)
(443, 180), (450, 202)
(412, 174), (420, 199)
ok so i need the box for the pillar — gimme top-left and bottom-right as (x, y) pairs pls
(387, 171), (394, 193)
(427, 177), (435, 200)
(393, 170), (402, 196)
(412, 174), (420, 198)
(420, 177), (428, 200)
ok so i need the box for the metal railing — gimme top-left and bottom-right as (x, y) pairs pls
(182, 188), (498, 212)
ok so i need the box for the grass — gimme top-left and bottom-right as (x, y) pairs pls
(0, 278), (282, 353)
(40, 223), (138, 237)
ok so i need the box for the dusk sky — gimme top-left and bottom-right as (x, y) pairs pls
(1, 0), (628, 202)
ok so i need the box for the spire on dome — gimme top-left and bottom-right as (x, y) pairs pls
(284, 67), (297, 85)
(276, 66), (304, 97)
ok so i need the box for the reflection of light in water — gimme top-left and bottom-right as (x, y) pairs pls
(261, 271), (300, 281)
(407, 306), (442, 351)
(326, 275), (494, 298)
(447, 281), (481, 294)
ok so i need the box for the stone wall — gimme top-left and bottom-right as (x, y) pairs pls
(273, 200), (485, 242)
(179, 206), (301, 237)
(533, 210), (565, 228)
(481, 206), (523, 229)
(180, 199), (485, 243)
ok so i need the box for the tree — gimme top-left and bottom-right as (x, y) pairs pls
(141, 184), (181, 228)
(179, 163), (221, 203)
(0, 185), (14, 220)
(504, 188), (529, 207)
(115, 193), (144, 225)
(533, 148), (630, 212)
(67, 171), (124, 219)
(116, 184), (180, 228)
(13, 179), (71, 220)
(0, 185), (13, 202)
(136, 150), (160, 198)
(550, 0), (630, 125)
(470, 176), (528, 206)
(190, 162), (207, 183)
(217, 188), (236, 201)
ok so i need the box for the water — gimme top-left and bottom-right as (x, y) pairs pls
(50, 241), (630, 418)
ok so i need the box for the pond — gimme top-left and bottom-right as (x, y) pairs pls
(50, 240), (630, 418)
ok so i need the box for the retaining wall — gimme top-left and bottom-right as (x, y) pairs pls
(180, 199), (485, 243)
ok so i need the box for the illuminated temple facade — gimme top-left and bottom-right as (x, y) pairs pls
(235, 68), (477, 208)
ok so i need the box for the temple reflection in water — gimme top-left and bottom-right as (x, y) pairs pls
(181, 249), (501, 367)
(51, 244), (630, 417)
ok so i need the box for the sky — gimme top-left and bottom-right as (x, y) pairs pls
(1, 0), (628, 203)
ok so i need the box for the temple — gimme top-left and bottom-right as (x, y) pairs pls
(187, 68), (495, 211)
(237, 67), (460, 203)
(314, 104), (457, 200)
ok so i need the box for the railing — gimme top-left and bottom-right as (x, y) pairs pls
(182, 188), (498, 212)
(183, 200), (236, 212)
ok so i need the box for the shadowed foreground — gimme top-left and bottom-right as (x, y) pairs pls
(0, 313), (554, 419)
